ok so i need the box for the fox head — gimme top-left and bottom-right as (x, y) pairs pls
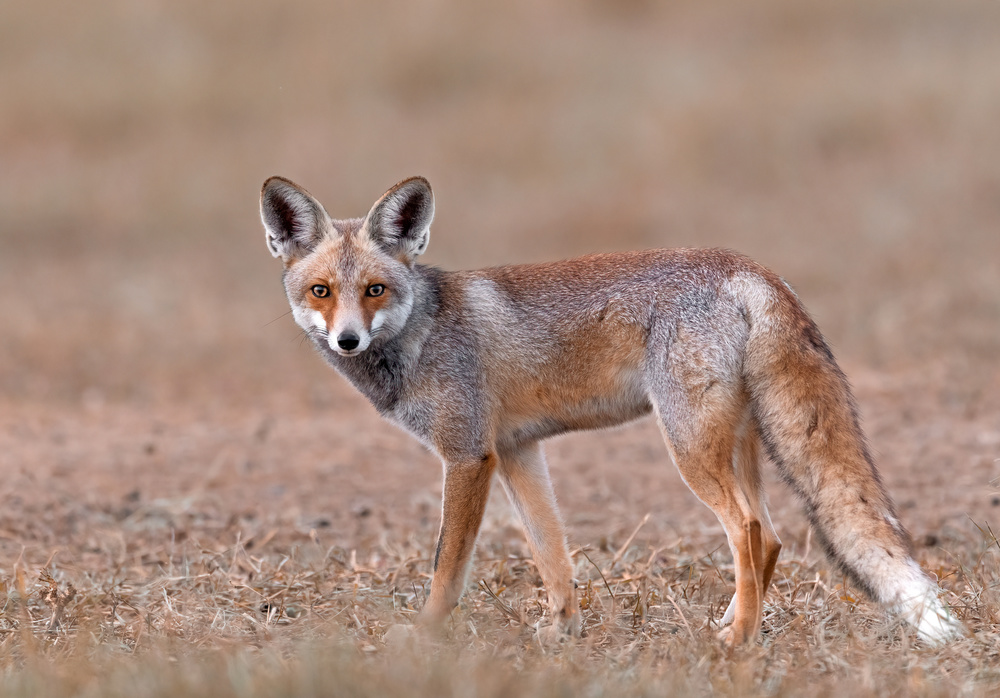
(260, 176), (434, 357)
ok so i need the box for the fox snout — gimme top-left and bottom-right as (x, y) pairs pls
(336, 332), (361, 352)
(328, 320), (369, 356)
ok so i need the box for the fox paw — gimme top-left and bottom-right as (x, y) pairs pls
(534, 613), (580, 648)
(383, 623), (419, 648)
(717, 624), (759, 648)
(534, 623), (569, 648)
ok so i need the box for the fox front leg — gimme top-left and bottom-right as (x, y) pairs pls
(496, 442), (578, 637)
(420, 455), (497, 627)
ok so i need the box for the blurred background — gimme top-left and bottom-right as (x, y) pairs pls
(2, 0), (999, 410)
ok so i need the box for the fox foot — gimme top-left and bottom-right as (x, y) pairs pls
(534, 611), (580, 647)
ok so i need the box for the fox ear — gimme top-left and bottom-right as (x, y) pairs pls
(363, 177), (434, 264)
(260, 177), (332, 261)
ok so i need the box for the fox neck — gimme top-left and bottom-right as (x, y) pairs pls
(319, 265), (442, 413)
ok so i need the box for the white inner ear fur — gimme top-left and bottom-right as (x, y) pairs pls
(366, 180), (434, 261)
(284, 193), (320, 232)
(261, 179), (333, 260)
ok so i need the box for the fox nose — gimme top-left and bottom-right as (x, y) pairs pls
(337, 332), (360, 351)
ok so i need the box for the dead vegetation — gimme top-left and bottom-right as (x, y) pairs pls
(1, 503), (1000, 696)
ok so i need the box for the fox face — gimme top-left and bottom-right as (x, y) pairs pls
(260, 176), (433, 357)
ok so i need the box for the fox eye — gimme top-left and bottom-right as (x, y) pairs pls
(311, 285), (330, 298)
(366, 284), (386, 297)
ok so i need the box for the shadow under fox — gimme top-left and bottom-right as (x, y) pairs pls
(260, 175), (962, 645)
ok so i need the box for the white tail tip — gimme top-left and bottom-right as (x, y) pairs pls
(893, 565), (964, 645)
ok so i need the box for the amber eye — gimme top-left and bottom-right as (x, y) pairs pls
(311, 285), (330, 298)
(366, 284), (386, 297)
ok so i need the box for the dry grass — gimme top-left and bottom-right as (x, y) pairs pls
(2, 0), (1000, 694)
(2, 509), (1000, 697)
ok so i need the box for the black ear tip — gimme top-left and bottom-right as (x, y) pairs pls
(261, 180), (282, 207)
(261, 176), (305, 200)
(398, 176), (433, 197)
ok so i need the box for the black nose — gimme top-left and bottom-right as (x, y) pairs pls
(337, 333), (360, 351)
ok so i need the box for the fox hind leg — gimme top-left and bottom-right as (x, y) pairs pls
(651, 370), (768, 645)
(719, 416), (782, 628)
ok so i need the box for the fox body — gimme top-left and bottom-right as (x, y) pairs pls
(260, 175), (961, 645)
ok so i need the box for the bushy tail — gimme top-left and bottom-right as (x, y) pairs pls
(739, 275), (962, 644)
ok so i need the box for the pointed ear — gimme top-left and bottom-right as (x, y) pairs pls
(363, 177), (434, 264)
(260, 177), (332, 262)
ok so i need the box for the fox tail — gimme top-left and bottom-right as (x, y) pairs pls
(737, 272), (962, 644)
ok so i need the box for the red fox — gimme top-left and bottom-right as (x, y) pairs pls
(260, 175), (962, 646)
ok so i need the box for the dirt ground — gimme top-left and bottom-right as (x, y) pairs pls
(1, 0), (1000, 693)
(2, 355), (998, 604)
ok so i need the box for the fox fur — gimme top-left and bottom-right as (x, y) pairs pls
(260, 175), (962, 646)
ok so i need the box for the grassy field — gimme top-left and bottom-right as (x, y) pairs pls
(2, 0), (1000, 695)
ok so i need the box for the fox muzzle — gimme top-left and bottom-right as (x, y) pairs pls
(337, 332), (361, 352)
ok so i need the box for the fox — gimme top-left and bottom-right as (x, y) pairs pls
(259, 174), (963, 646)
